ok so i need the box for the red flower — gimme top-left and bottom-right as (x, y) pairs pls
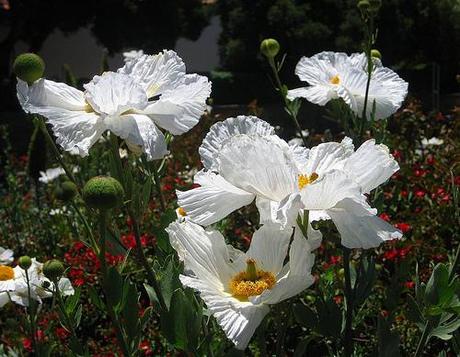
(395, 223), (411, 233)
(333, 295), (343, 304)
(404, 281), (415, 289)
(23, 338), (32, 352)
(56, 327), (70, 340)
(426, 155), (435, 165)
(139, 340), (153, 356)
(379, 213), (391, 222)
(414, 189), (426, 198)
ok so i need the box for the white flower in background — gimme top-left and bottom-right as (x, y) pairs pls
(17, 50), (211, 160)
(0, 258), (74, 308)
(0, 247), (13, 265)
(177, 116), (402, 249)
(421, 137), (444, 147)
(38, 166), (79, 184)
(122, 49), (144, 63)
(287, 51), (408, 120)
(167, 220), (314, 349)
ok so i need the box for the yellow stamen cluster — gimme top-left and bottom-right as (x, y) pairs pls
(0, 265), (14, 281)
(298, 172), (319, 190)
(330, 75), (340, 85)
(229, 259), (276, 300)
(177, 207), (187, 217)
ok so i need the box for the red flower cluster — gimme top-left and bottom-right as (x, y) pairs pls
(64, 242), (124, 287)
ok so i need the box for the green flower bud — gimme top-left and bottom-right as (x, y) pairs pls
(357, 0), (370, 12)
(82, 176), (124, 210)
(43, 259), (65, 280)
(371, 49), (382, 59)
(13, 53), (45, 84)
(18, 256), (32, 270)
(260, 38), (280, 58)
(54, 181), (78, 202)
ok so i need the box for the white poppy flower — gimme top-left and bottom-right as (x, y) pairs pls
(0, 258), (74, 307)
(287, 51), (408, 120)
(177, 116), (401, 249)
(166, 220), (314, 350)
(0, 247), (13, 265)
(17, 50), (211, 160)
(38, 166), (79, 184)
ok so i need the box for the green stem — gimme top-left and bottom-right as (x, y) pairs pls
(414, 320), (431, 357)
(53, 278), (82, 355)
(128, 209), (167, 311)
(152, 161), (166, 212)
(268, 56), (308, 147)
(342, 247), (354, 357)
(98, 211), (131, 356)
(38, 118), (80, 193)
(69, 201), (99, 254)
(25, 269), (38, 354)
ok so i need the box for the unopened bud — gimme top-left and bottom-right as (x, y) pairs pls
(13, 53), (45, 84)
(371, 49), (382, 59)
(82, 176), (124, 210)
(260, 38), (280, 58)
(54, 181), (78, 202)
(18, 256), (32, 270)
(43, 259), (65, 280)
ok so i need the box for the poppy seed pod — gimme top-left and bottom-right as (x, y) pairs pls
(260, 38), (280, 58)
(82, 176), (124, 210)
(13, 53), (45, 84)
(43, 259), (65, 280)
(54, 181), (78, 202)
(18, 256), (32, 270)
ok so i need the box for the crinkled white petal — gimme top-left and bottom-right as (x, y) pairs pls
(300, 170), (361, 210)
(176, 170), (255, 226)
(109, 114), (168, 160)
(245, 224), (292, 276)
(288, 144), (310, 172)
(218, 135), (298, 202)
(276, 193), (303, 227)
(343, 139), (399, 193)
(304, 137), (354, 175)
(143, 74), (211, 135)
(118, 50), (185, 97)
(46, 110), (105, 156)
(294, 52), (349, 85)
(340, 66), (408, 120)
(251, 233), (314, 305)
(180, 275), (269, 350)
(327, 198), (402, 249)
(0, 292), (10, 307)
(166, 221), (236, 288)
(199, 116), (275, 171)
(287, 85), (336, 105)
(84, 72), (148, 116)
(17, 78), (87, 113)
(255, 196), (279, 224)
(0, 247), (14, 265)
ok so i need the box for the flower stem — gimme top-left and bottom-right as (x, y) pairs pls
(24, 269), (38, 354)
(152, 161), (166, 212)
(37, 117), (79, 191)
(128, 209), (167, 311)
(414, 320), (431, 357)
(267, 56), (308, 147)
(52, 278), (83, 355)
(342, 247), (354, 357)
(97, 211), (131, 356)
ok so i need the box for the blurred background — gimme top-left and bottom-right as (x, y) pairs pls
(1, 0), (459, 153)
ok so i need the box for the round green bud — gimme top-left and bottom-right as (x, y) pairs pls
(371, 49), (382, 59)
(18, 256), (32, 270)
(260, 38), (280, 58)
(54, 181), (78, 202)
(13, 53), (45, 84)
(357, 0), (370, 11)
(82, 176), (124, 210)
(43, 259), (65, 280)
